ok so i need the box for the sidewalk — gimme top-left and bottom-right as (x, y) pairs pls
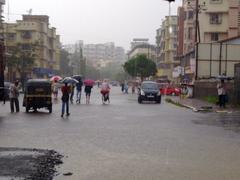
(166, 96), (238, 113)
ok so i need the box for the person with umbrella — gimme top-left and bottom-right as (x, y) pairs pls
(70, 84), (75, 104)
(50, 76), (62, 100)
(76, 79), (83, 104)
(52, 80), (59, 100)
(84, 79), (94, 104)
(61, 83), (71, 117)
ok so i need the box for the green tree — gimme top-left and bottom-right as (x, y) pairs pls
(123, 54), (157, 80)
(60, 49), (73, 76)
(6, 42), (38, 83)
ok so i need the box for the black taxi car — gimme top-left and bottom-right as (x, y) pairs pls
(138, 81), (161, 104)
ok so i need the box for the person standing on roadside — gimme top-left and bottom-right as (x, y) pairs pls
(61, 83), (71, 117)
(9, 81), (20, 113)
(217, 79), (227, 108)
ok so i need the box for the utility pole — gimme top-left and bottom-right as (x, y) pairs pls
(195, 0), (199, 80)
(0, 0), (5, 101)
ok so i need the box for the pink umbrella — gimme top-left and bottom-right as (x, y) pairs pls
(84, 79), (95, 86)
(50, 75), (62, 82)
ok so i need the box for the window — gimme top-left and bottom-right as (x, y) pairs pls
(210, 0), (223, 4)
(211, 33), (219, 41)
(210, 13), (222, 24)
(21, 44), (31, 51)
(188, 11), (194, 19)
(21, 31), (32, 39)
(7, 33), (16, 41)
(188, 27), (193, 40)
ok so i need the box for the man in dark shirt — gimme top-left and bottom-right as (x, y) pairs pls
(61, 83), (70, 117)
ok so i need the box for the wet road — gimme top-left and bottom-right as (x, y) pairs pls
(1, 87), (240, 180)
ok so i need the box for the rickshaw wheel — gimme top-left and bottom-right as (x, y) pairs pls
(49, 106), (52, 113)
(26, 106), (29, 113)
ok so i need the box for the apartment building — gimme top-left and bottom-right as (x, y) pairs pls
(127, 39), (156, 63)
(179, 0), (240, 81)
(156, 16), (179, 80)
(65, 41), (126, 63)
(2, 15), (61, 80)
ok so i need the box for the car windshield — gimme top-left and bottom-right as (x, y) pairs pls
(142, 83), (158, 90)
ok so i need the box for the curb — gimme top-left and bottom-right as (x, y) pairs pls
(166, 98), (213, 113)
(167, 99), (236, 113)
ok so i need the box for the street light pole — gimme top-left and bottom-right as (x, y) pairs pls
(0, 3), (5, 101)
(195, 0), (199, 80)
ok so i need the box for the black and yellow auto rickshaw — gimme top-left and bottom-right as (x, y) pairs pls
(23, 79), (52, 113)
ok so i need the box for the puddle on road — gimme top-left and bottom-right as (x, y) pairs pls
(192, 112), (240, 132)
(0, 150), (42, 157)
(0, 147), (63, 179)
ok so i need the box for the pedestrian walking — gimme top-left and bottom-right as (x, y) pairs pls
(52, 80), (58, 100)
(76, 80), (83, 103)
(70, 84), (75, 104)
(121, 82), (124, 93)
(124, 82), (128, 94)
(61, 83), (71, 117)
(217, 79), (227, 108)
(131, 83), (135, 94)
(85, 85), (93, 104)
(9, 81), (20, 113)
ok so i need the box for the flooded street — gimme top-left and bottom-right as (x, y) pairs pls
(0, 87), (240, 180)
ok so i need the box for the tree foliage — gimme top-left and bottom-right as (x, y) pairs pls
(7, 42), (38, 71)
(6, 42), (38, 82)
(123, 54), (157, 80)
(60, 49), (73, 76)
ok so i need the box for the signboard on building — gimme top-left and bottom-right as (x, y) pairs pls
(172, 66), (183, 78)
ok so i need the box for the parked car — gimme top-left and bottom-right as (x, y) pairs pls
(160, 87), (181, 96)
(138, 81), (161, 104)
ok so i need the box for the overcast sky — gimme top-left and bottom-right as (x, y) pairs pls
(4, 0), (182, 50)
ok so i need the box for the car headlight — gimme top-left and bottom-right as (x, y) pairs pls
(157, 91), (161, 96)
(140, 90), (145, 96)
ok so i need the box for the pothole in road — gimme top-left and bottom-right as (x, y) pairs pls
(0, 147), (63, 180)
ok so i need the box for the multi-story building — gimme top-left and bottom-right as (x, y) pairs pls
(178, 0), (240, 81)
(2, 15), (61, 80)
(115, 46), (126, 62)
(66, 41), (126, 63)
(156, 16), (179, 81)
(127, 38), (156, 62)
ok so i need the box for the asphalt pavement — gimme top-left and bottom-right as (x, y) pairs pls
(0, 86), (240, 180)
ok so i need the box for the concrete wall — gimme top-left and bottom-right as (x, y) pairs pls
(194, 80), (234, 102)
(235, 63), (240, 105)
(198, 43), (240, 78)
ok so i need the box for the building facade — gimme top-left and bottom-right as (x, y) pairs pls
(2, 15), (61, 80)
(156, 16), (179, 81)
(83, 42), (125, 63)
(178, 0), (240, 82)
(127, 39), (156, 62)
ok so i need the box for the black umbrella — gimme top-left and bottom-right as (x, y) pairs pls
(72, 75), (82, 81)
(60, 77), (79, 84)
